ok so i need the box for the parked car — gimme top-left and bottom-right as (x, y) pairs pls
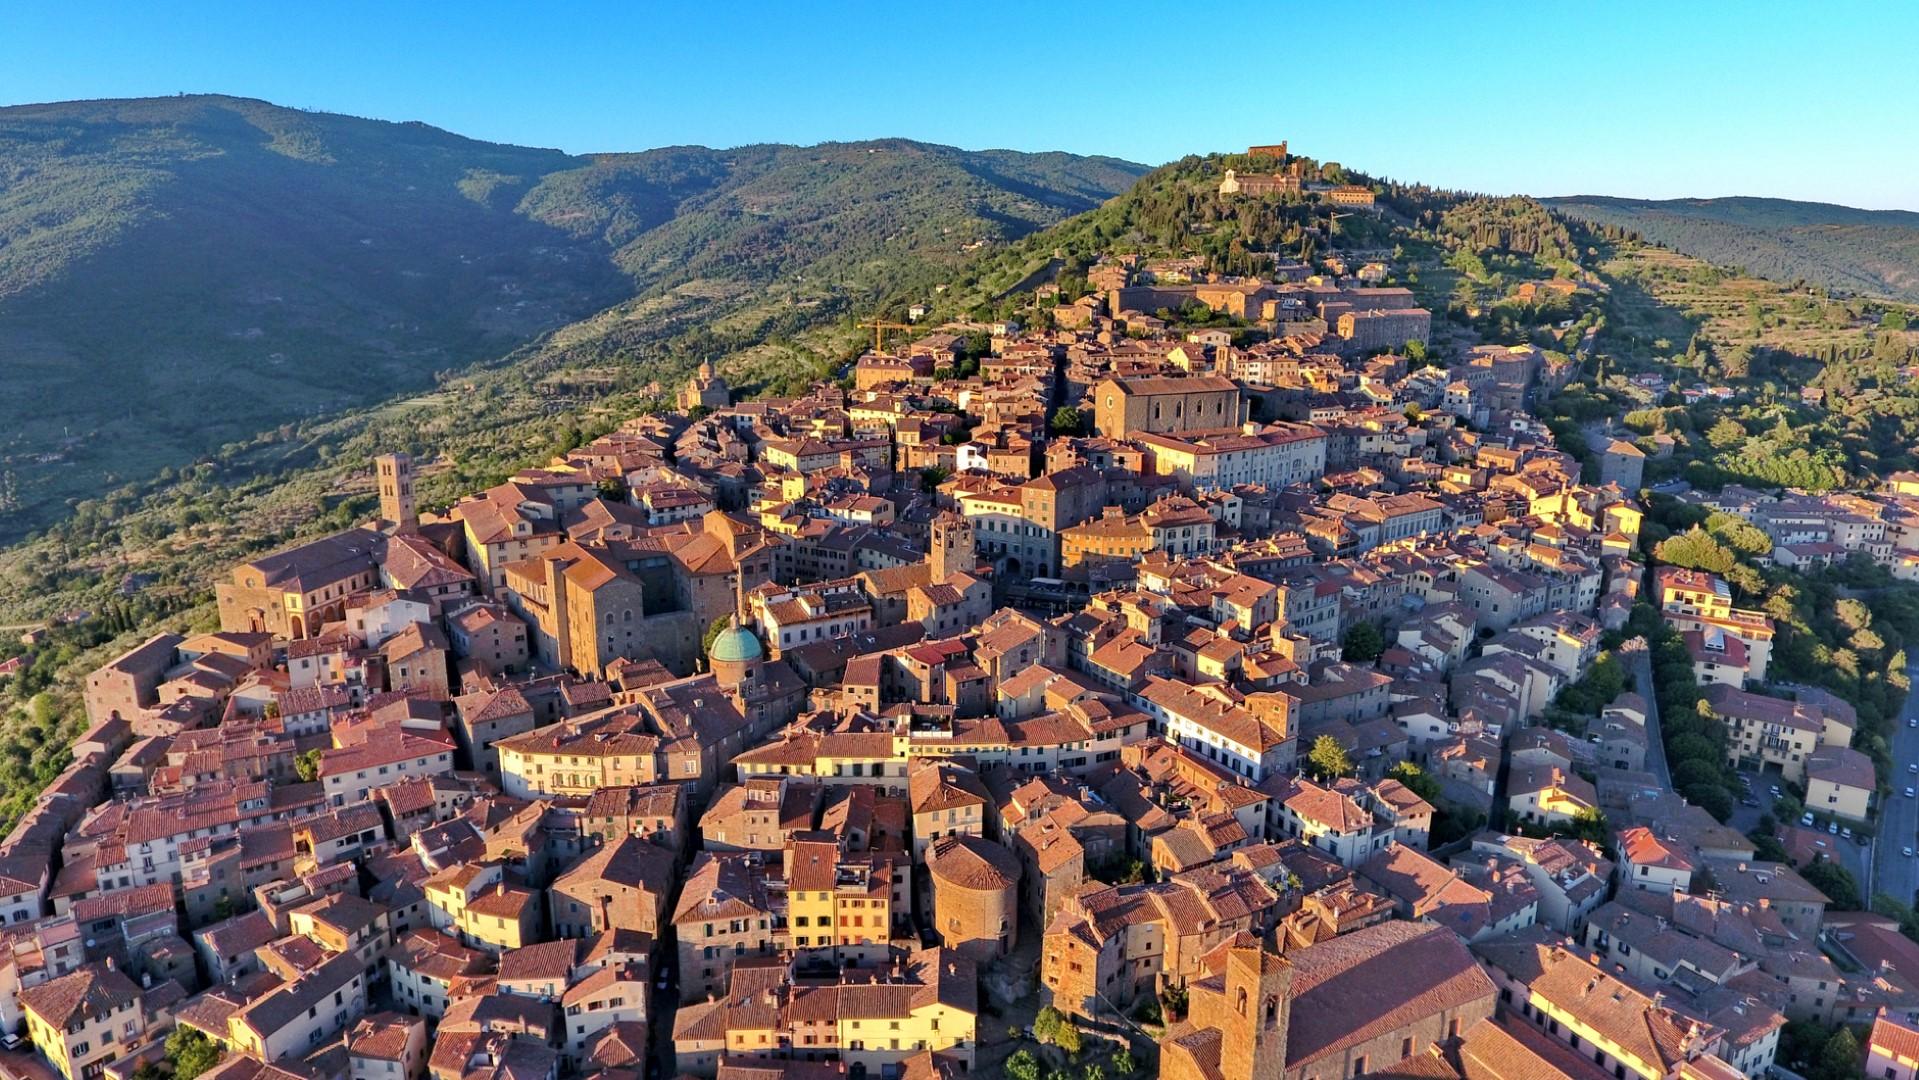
(1770, 785), (1782, 797)
(1906, 846), (1915, 858)
(1801, 812), (1816, 826)
(1906, 787), (1916, 799)
(1842, 826), (1853, 839)
(1740, 797), (1760, 807)
(1829, 822), (1840, 835)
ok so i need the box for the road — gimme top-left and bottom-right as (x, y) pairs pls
(1874, 661), (1919, 908)
(1622, 643), (1672, 789)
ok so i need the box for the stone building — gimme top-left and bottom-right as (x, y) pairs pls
(548, 836), (676, 938)
(926, 834), (1020, 963)
(84, 632), (184, 724)
(1092, 375), (1244, 439)
(376, 451), (419, 534)
(1162, 923), (1496, 1080)
(679, 360), (731, 412)
(216, 528), (385, 639)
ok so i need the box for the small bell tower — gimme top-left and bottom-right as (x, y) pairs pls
(930, 511), (975, 582)
(375, 452), (417, 534)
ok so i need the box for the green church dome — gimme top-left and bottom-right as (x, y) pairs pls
(709, 622), (764, 664)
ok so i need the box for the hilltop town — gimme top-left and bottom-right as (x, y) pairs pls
(9, 144), (1919, 1080)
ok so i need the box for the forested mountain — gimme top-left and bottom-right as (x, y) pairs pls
(1544, 195), (1919, 302)
(0, 95), (1145, 537)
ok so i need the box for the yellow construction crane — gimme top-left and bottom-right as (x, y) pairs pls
(858, 319), (913, 354)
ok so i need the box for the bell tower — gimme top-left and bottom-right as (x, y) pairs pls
(1221, 943), (1291, 1080)
(376, 452), (418, 535)
(930, 512), (975, 583)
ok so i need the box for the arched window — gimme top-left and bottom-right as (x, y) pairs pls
(1236, 988), (1248, 1016)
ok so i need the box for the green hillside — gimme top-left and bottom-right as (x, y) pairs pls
(0, 96), (1145, 539)
(1544, 194), (1919, 302)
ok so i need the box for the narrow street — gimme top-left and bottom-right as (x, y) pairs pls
(1621, 642), (1671, 789)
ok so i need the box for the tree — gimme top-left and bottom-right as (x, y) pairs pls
(294, 749), (324, 783)
(1705, 417), (1747, 450)
(1049, 406), (1084, 436)
(1087, 854), (1147, 886)
(1304, 735), (1355, 782)
(1815, 1026), (1861, 1080)
(1404, 339), (1429, 365)
(919, 466), (953, 493)
(1801, 860), (1862, 911)
(1006, 1052), (1042, 1080)
(1705, 512), (1773, 558)
(1653, 527), (1737, 575)
(1033, 1006), (1082, 1056)
(1555, 653), (1627, 715)
(595, 476), (630, 503)
(1055, 1020), (1083, 1056)
(1749, 831), (1790, 863)
(1680, 780), (1734, 823)
(1835, 598), (1873, 633)
(1874, 892), (1919, 946)
(702, 615), (734, 659)
(1033, 1006), (1065, 1042)
(167, 1028), (224, 1080)
(1568, 806), (1609, 845)
(1387, 762), (1441, 803)
(1112, 1050), (1138, 1076)
(1341, 621), (1386, 663)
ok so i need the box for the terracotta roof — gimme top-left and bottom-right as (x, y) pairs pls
(927, 834), (1020, 891)
(346, 1012), (422, 1062)
(1870, 1009), (1919, 1065)
(499, 939), (582, 983)
(20, 963), (140, 1027)
(1286, 921), (1495, 1069)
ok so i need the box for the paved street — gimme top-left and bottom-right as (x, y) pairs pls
(1875, 660), (1919, 907)
(1622, 643), (1671, 789)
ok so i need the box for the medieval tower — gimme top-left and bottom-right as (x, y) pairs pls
(376, 452), (418, 535)
(1222, 942), (1292, 1080)
(930, 511), (976, 583)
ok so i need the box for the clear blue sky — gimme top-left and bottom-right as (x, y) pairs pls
(4, 1), (1914, 209)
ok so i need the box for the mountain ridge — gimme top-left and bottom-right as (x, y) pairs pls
(1544, 193), (1919, 302)
(0, 94), (1147, 537)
